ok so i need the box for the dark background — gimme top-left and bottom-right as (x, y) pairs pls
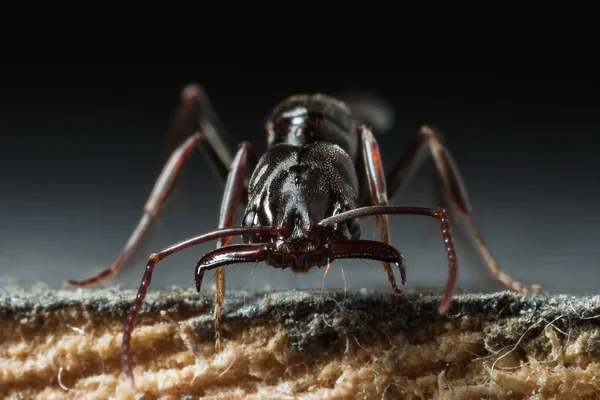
(1, 47), (598, 296)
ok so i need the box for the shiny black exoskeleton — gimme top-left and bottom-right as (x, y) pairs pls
(242, 95), (365, 272)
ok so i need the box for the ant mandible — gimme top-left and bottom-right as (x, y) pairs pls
(66, 84), (541, 387)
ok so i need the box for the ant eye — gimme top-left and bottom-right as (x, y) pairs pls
(242, 210), (261, 244)
(243, 211), (256, 227)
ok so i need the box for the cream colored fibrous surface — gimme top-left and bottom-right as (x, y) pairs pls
(2, 287), (600, 399)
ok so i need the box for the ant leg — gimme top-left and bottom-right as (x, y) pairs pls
(357, 125), (403, 295)
(385, 126), (540, 293)
(211, 142), (254, 353)
(164, 84), (247, 189)
(66, 133), (205, 287)
(68, 84), (252, 288)
(66, 131), (245, 287)
(121, 225), (281, 387)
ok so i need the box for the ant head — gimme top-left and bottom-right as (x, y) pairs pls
(241, 141), (361, 254)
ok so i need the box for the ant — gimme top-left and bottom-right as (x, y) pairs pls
(66, 84), (541, 387)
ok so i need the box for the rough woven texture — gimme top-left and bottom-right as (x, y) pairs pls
(2, 286), (600, 399)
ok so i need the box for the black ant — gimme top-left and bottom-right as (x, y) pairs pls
(66, 84), (540, 387)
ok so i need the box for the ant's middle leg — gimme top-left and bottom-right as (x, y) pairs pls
(67, 84), (249, 288)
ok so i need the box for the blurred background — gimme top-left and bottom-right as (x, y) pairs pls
(1, 43), (598, 296)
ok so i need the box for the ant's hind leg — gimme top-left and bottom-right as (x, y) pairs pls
(165, 84), (255, 192)
(384, 125), (540, 294)
(66, 132), (206, 287)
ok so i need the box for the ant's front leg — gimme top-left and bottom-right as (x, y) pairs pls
(121, 225), (281, 387)
(211, 141), (254, 352)
(385, 125), (540, 293)
(357, 124), (404, 295)
(169, 84), (256, 353)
